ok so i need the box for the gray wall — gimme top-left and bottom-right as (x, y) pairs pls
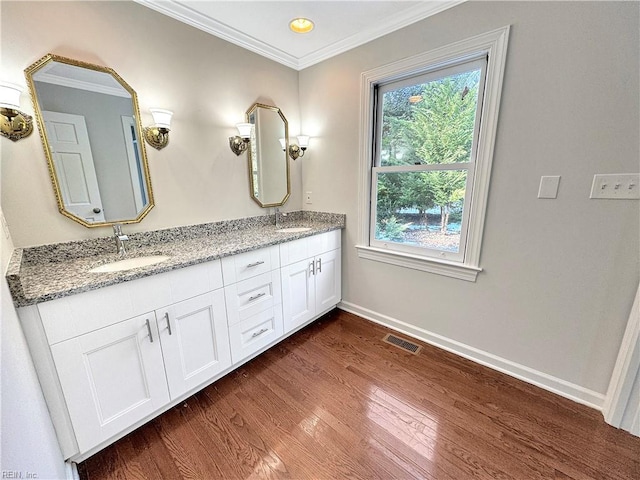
(1, 0), (301, 246)
(1, 210), (67, 478)
(299, 1), (639, 397)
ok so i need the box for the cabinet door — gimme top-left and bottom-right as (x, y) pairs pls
(158, 291), (232, 399)
(50, 313), (169, 453)
(281, 258), (316, 333)
(315, 248), (342, 314)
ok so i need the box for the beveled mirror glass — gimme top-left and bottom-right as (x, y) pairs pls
(247, 103), (290, 207)
(25, 54), (153, 227)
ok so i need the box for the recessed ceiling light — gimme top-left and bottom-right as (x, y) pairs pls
(289, 17), (314, 34)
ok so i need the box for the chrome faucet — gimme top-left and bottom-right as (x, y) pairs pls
(275, 208), (287, 228)
(113, 224), (129, 256)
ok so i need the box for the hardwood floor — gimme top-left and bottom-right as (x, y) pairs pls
(78, 310), (640, 480)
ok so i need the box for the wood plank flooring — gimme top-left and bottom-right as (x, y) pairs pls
(78, 310), (640, 479)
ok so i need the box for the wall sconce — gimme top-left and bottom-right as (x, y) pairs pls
(144, 108), (173, 150)
(0, 82), (33, 142)
(280, 135), (310, 160)
(229, 123), (253, 156)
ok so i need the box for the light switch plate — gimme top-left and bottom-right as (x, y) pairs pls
(590, 174), (640, 199)
(538, 176), (561, 199)
(305, 191), (312, 204)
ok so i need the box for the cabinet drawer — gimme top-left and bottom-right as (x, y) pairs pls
(308, 230), (341, 258)
(229, 307), (283, 364)
(225, 271), (281, 326)
(221, 245), (280, 285)
(280, 230), (341, 266)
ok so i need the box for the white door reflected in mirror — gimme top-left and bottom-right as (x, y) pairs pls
(43, 111), (106, 223)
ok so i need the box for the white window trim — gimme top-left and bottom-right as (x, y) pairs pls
(356, 26), (510, 282)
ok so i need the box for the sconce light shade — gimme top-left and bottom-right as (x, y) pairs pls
(287, 134), (311, 160)
(0, 82), (22, 109)
(297, 135), (310, 148)
(150, 108), (173, 129)
(229, 123), (253, 156)
(0, 81), (33, 142)
(144, 108), (172, 150)
(236, 123), (253, 139)
(279, 138), (287, 150)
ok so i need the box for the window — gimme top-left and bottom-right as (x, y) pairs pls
(357, 27), (510, 281)
(372, 57), (486, 263)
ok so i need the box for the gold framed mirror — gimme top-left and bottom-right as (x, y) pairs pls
(247, 103), (290, 207)
(24, 54), (154, 228)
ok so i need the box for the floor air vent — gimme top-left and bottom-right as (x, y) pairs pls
(382, 333), (422, 355)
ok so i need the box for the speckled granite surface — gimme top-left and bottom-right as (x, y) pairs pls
(7, 211), (345, 307)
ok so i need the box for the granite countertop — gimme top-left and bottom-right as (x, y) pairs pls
(6, 211), (345, 307)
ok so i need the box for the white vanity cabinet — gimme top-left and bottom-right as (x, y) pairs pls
(21, 260), (230, 457)
(49, 289), (232, 454)
(280, 230), (342, 333)
(17, 229), (341, 461)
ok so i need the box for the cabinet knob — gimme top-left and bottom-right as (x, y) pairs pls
(93, 207), (102, 214)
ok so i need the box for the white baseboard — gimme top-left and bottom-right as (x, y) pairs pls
(602, 284), (639, 433)
(338, 301), (605, 411)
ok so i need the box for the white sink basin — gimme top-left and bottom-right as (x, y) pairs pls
(276, 227), (312, 233)
(89, 255), (171, 273)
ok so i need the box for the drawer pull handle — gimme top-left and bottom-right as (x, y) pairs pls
(247, 260), (265, 268)
(164, 312), (172, 335)
(249, 292), (266, 302)
(145, 319), (154, 343)
(251, 328), (269, 338)
(309, 260), (315, 276)
(316, 258), (322, 273)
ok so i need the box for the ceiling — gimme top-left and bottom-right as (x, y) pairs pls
(134, 1), (465, 70)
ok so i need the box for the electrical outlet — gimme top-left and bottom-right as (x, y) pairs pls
(305, 191), (312, 204)
(590, 174), (640, 199)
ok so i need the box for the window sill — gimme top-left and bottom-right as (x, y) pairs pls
(355, 245), (482, 282)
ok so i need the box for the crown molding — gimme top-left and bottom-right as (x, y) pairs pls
(298, 0), (467, 70)
(133, 0), (300, 69)
(134, 0), (467, 71)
